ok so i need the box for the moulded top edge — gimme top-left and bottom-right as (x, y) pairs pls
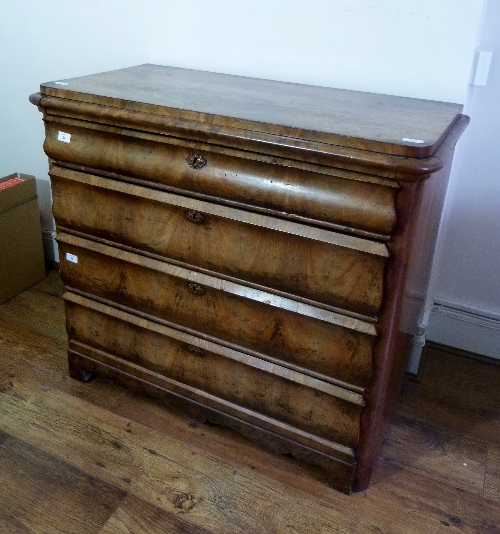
(40, 64), (464, 159)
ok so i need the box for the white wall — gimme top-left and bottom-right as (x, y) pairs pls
(426, 0), (500, 359)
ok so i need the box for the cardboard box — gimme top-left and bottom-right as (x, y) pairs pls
(0, 173), (46, 304)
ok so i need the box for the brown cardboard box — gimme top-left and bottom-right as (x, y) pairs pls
(0, 173), (46, 304)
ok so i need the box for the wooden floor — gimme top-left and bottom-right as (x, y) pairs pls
(1, 269), (499, 534)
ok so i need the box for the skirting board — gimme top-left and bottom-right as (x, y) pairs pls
(41, 229), (59, 262)
(426, 300), (500, 361)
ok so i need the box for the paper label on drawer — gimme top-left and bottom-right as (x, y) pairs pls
(402, 137), (425, 144)
(57, 131), (71, 143)
(65, 252), (78, 264)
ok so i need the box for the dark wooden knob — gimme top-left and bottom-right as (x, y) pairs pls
(186, 154), (207, 170)
(187, 345), (204, 357)
(185, 210), (205, 224)
(187, 282), (206, 296)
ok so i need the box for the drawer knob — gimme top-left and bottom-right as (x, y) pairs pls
(185, 210), (205, 224)
(187, 282), (206, 296)
(187, 345), (204, 357)
(186, 153), (207, 170)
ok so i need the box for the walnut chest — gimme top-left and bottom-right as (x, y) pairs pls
(30, 65), (467, 493)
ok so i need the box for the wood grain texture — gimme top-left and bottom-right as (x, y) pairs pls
(42, 111), (400, 189)
(2, 275), (500, 532)
(50, 168), (387, 318)
(381, 414), (488, 494)
(50, 164), (387, 256)
(67, 347), (357, 493)
(398, 345), (500, 446)
(361, 459), (500, 533)
(112, 385), (500, 534)
(42, 119), (397, 238)
(40, 99), (468, 179)
(39, 64), (462, 158)
(0, 379), (367, 531)
(0, 433), (126, 534)
(57, 234), (375, 389)
(31, 65), (468, 494)
(57, 231), (375, 335)
(485, 445), (500, 502)
(354, 180), (424, 490)
(64, 291), (364, 406)
(64, 294), (364, 448)
(0, 271), (120, 409)
(98, 495), (214, 534)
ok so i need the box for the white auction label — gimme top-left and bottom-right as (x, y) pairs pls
(65, 252), (78, 264)
(57, 131), (71, 143)
(402, 137), (425, 144)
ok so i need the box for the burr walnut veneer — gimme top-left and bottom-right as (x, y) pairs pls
(30, 65), (467, 493)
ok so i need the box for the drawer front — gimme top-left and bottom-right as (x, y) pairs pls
(44, 119), (397, 238)
(58, 233), (376, 389)
(65, 295), (364, 448)
(51, 166), (388, 318)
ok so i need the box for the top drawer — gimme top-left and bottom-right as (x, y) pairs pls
(43, 118), (397, 239)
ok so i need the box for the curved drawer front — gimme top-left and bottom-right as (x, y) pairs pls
(44, 119), (397, 238)
(51, 167), (388, 318)
(58, 233), (376, 389)
(64, 294), (363, 449)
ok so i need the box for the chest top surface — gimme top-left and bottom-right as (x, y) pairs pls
(40, 64), (462, 159)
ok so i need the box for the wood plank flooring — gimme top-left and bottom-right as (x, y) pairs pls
(1, 269), (499, 533)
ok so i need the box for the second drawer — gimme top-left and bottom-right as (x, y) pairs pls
(51, 165), (389, 318)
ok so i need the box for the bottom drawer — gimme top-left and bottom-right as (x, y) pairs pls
(64, 291), (364, 451)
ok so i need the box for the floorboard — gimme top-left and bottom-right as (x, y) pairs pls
(381, 414), (487, 494)
(485, 445), (500, 502)
(398, 346), (500, 446)
(0, 433), (126, 534)
(98, 495), (228, 534)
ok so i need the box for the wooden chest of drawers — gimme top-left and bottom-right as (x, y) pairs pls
(31, 65), (467, 493)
